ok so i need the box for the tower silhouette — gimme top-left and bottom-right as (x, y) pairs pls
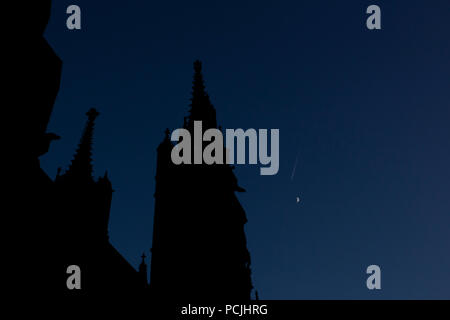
(55, 108), (112, 243)
(54, 108), (145, 294)
(150, 61), (253, 301)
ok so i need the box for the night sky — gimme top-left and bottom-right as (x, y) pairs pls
(42, 1), (450, 299)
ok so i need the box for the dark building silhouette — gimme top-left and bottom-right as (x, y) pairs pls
(149, 61), (253, 301)
(5, 0), (145, 296)
(7, 1), (254, 302)
(6, 0), (63, 295)
(54, 108), (144, 294)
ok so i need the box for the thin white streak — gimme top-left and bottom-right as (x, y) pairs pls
(290, 153), (299, 181)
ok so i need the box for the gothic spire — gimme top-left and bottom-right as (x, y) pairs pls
(65, 108), (99, 180)
(139, 252), (148, 287)
(187, 60), (217, 129)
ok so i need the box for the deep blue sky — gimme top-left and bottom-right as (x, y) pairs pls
(42, 1), (450, 299)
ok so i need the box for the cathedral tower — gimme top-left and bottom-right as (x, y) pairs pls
(55, 108), (143, 294)
(150, 61), (253, 301)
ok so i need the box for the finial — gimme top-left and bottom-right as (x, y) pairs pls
(86, 108), (99, 119)
(193, 60), (202, 73)
(164, 128), (170, 139)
